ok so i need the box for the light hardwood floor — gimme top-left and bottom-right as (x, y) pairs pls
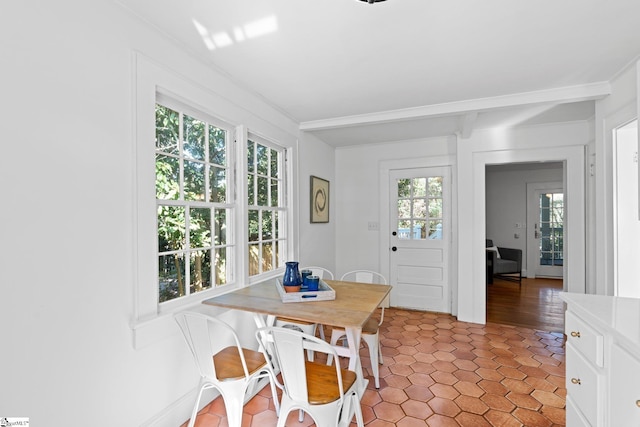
(486, 277), (565, 333)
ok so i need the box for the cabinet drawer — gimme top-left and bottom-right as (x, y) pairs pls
(610, 343), (640, 426)
(566, 310), (604, 367)
(566, 396), (593, 427)
(566, 342), (603, 425)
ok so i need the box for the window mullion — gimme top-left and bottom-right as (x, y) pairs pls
(204, 124), (210, 203)
(185, 205), (191, 296)
(179, 112), (185, 200)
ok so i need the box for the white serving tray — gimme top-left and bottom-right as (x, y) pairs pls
(275, 278), (336, 303)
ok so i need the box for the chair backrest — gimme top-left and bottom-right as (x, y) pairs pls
(340, 270), (387, 285)
(341, 270), (389, 312)
(300, 266), (334, 280)
(256, 326), (346, 405)
(175, 311), (248, 381)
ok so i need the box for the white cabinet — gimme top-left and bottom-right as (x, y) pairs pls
(566, 395), (594, 427)
(610, 343), (640, 426)
(560, 293), (640, 427)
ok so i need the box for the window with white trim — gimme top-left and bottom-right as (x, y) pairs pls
(155, 101), (235, 303)
(133, 56), (296, 337)
(247, 136), (287, 277)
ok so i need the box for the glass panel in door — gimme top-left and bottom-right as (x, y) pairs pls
(396, 177), (443, 240)
(537, 192), (563, 277)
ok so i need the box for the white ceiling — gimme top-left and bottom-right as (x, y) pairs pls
(116, 0), (640, 146)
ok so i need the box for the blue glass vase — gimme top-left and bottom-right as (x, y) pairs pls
(282, 261), (302, 287)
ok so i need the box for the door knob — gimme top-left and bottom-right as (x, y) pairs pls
(392, 231), (397, 236)
(392, 247), (397, 251)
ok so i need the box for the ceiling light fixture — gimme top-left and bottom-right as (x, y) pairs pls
(359, 0), (386, 3)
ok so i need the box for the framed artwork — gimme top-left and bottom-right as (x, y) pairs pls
(310, 175), (330, 223)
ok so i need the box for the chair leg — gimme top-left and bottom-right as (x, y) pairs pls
(363, 334), (380, 388)
(495, 273), (522, 284)
(187, 382), (207, 427)
(350, 392), (365, 427)
(265, 372), (281, 416)
(219, 381), (249, 427)
(275, 406), (290, 427)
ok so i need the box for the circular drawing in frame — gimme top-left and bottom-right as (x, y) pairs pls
(310, 176), (329, 223)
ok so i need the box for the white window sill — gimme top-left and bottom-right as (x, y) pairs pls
(131, 297), (233, 350)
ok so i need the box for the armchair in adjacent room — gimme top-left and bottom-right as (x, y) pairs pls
(486, 239), (522, 285)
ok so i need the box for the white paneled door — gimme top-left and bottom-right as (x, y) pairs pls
(389, 167), (450, 312)
(526, 182), (564, 279)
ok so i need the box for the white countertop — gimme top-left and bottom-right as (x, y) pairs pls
(560, 292), (640, 351)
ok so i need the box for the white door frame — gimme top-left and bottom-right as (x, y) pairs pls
(379, 155), (457, 315)
(458, 144), (585, 325)
(601, 103), (637, 295)
(613, 119), (640, 297)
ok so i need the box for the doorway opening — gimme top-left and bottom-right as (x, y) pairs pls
(485, 162), (565, 330)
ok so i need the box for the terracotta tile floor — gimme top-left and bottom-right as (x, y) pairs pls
(181, 308), (566, 426)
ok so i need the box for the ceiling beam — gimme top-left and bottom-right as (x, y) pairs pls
(459, 112), (478, 139)
(299, 82), (611, 131)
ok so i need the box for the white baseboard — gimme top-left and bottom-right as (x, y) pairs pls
(139, 387), (219, 427)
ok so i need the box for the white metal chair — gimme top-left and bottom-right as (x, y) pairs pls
(327, 270), (387, 388)
(174, 311), (281, 427)
(256, 326), (364, 427)
(274, 266), (334, 355)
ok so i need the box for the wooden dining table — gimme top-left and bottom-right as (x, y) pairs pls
(202, 278), (392, 398)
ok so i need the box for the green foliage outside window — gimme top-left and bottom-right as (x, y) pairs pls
(155, 104), (231, 303)
(539, 193), (564, 266)
(396, 176), (443, 239)
(247, 139), (284, 276)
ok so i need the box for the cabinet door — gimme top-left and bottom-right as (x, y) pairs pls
(566, 396), (594, 427)
(610, 344), (640, 426)
(566, 342), (603, 425)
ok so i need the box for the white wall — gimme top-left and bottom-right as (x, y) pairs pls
(485, 165), (564, 275)
(334, 137), (455, 278)
(0, 1), (301, 426)
(298, 132), (336, 272)
(593, 61), (638, 295)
